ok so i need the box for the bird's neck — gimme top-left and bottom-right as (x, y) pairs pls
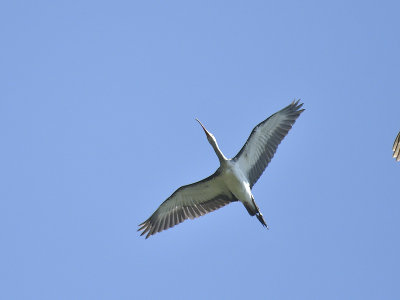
(210, 140), (227, 165)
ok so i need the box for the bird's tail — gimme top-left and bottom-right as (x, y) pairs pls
(243, 196), (269, 229)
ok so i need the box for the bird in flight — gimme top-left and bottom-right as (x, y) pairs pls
(138, 100), (304, 238)
(393, 131), (400, 161)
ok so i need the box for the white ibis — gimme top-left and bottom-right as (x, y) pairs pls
(139, 100), (304, 238)
(393, 131), (400, 161)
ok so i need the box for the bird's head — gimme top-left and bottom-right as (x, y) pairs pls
(196, 118), (217, 144)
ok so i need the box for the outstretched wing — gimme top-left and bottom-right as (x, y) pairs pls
(393, 131), (400, 161)
(233, 100), (304, 188)
(138, 170), (237, 239)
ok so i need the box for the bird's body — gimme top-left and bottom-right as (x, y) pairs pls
(220, 161), (253, 213)
(139, 100), (304, 238)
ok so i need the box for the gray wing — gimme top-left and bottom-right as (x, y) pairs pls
(233, 100), (304, 188)
(393, 131), (400, 161)
(138, 170), (237, 239)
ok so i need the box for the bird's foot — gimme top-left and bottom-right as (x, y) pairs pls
(256, 212), (269, 229)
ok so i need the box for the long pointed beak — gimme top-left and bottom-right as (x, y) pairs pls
(195, 118), (211, 137)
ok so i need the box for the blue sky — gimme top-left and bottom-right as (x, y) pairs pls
(1, 0), (400, 299)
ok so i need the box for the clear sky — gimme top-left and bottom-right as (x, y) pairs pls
(1, 1), (400, 299)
